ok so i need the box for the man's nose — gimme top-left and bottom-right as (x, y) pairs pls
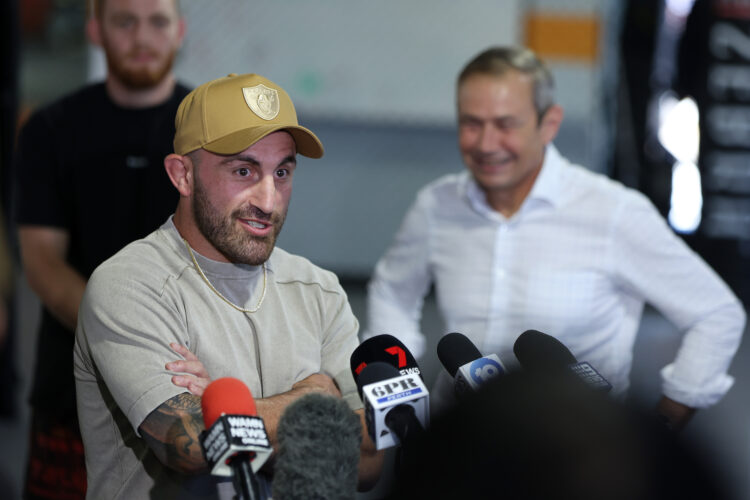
(133, 21), (149, 45)
(477, 124), (500, 153)
(251, 175), (276, 214)
(134, 20), (159, 47)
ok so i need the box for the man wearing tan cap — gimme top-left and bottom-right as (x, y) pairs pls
(73, 73), (382, 499)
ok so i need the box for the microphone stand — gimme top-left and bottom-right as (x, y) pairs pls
(386, 405), (425, 477)
(231, 456), (261, 500)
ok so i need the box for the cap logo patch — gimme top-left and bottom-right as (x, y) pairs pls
(242, 84), (280, 120)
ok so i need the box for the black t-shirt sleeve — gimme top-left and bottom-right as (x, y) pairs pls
(14, 107), (70, 229)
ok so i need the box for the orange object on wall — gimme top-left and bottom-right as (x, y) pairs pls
(524, 12), (600, 63)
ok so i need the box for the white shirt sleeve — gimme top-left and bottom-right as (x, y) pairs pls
(364, 192), (435, 359)
(611, 192), (746, 408)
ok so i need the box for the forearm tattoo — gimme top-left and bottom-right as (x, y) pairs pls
(139, 392), (208, 474)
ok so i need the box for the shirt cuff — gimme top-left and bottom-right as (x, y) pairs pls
(660, 363), (735, 408)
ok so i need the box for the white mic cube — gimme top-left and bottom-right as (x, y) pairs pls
(362, 373), (429, 450)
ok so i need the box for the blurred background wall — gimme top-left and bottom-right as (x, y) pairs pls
(174, 0), (618, 277)
(15, 0), (621, 278)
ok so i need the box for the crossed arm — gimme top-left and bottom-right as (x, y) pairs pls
(137, 376), (345, 475)
(137, 362), (341, 474)
(139, 391), (208, 474)
(139, 344), (383, 488)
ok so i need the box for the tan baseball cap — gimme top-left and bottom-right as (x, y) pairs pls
(173, 73), (324, 158)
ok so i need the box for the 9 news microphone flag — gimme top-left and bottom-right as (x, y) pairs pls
(437, 332), (508, 399)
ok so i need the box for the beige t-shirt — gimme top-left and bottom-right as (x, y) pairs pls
(74, 218), (361, 499)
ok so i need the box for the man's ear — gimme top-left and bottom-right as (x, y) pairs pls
(540, 104), (564, 144)
(164, 153), (193, 197)
(86, 15), (102, 46)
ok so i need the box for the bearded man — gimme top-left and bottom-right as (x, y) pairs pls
(73, 73), (382, 499)
(14, 0), (188, 497)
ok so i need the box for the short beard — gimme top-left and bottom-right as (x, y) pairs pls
(104, 43), (177, 90)
(192, 174), (286, 266)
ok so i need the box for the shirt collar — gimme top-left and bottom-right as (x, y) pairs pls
(527, 143), (564, 208)
(462, 143), (564, 219)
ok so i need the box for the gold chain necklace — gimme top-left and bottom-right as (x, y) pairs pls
(183, 239), (267, 313)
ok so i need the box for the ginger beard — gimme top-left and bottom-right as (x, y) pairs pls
(192, 172), (287, 266)
(101, 38), (178, 90)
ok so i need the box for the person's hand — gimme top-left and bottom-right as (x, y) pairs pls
(166, 343), (211, 396)
(656, 395), (696, 432)
(291, 373), (342, 398)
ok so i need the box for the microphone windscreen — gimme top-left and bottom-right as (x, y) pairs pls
(350, 334), (421, 391)
(437, 332), (483, 377)
(513, 330), (578, 370)
(273, 393), (362, 500)
(201, 377), (257, 428)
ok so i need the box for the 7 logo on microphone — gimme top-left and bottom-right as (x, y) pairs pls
(354, 344), (421, 378)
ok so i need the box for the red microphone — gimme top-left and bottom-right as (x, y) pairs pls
(202, 377), (257, 428)
(200, 378), (271, 500)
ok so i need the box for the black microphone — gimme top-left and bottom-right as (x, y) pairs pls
(513, 329), (577, 369)
(513, 330), (612, 392)
(350, 334), (423, 396)
(272, 393), (362, 500)
(437, 332), (508, 398)
(355, 361), (429, 450)
(199, 377), (273, 500)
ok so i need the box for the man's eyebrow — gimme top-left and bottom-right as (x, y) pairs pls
(459, 113), (518, 122)
(219, 154), (297, 167)
(279, 155), (297, 166)
(221, 155), (259, 166)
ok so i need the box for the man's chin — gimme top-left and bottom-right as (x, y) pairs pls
(108, 58), (173, 90)
(223, 239), (275, 266)
(471, 172), (510, 189)
(118, 70), (166, 89)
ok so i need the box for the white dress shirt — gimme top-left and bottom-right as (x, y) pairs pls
(366, 144), (745, 410)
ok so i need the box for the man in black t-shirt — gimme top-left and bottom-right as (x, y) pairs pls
(13, 1), (189, 498)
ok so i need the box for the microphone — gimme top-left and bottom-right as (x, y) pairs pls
(355, 361), (429, 450)
(200, 377), (273, 500)
(513, 330), (612, 392)
(350, 334), (423, 395)
(272, 393), (361, 500)
(436, 332), (507, 398)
